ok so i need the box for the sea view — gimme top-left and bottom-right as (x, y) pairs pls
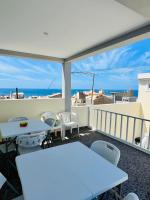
(0, 88), (138, 97)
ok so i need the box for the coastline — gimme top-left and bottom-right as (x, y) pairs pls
(0, 88), (138, 98)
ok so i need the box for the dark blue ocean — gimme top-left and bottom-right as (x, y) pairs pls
(0, 88), (138, 97)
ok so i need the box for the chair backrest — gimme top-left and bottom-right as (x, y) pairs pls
(124, 193), (139, 200)
(58, 112), (78, 123)
(0, 173), (6, 189)
(91, 140), (120, 166)
(41, 112), (57, 128)
(8, 117), (28, 122)
(16, 132), (46, 148)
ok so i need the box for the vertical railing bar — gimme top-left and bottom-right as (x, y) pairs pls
(132, 118), (136, 144)
(114, 113), (117, 137)
(126, 116), (129, 141)
(104, 111), (107, 132)
(140, 119), (144, 147)
(109, 112), (112, 134)
(100, 110), (102, 131)
(120, 115), (123, 139)
(96, 110), (98, 130)
(148, 123), (150, 150)
(94, 109), (96, 130)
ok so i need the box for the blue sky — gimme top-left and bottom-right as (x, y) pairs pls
(0, 38), (149, 89)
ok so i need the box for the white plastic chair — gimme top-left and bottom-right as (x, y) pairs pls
(91, 140), (120, 166)
(2, 117), (29, 152)
(58, 112), (79, 140)
(124, 193), (139, 200)
(16, 132), (46, 154)
(41, 112), (62, 137)
(142, 133), (150, 150)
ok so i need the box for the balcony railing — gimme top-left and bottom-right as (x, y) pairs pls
(90, 108), (150, 153)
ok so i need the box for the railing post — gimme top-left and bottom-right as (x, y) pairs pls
(104, 111), (107, 132)
(96, 109), (98, 130)
(120, 115), (123, 139)
(100, 110), (102, 131)
(126, 116), (129, 141)
(148, 124), (150, 150)
(132, 118), (136, 144)
(114, 113), (117, 137)
(140, 119), (144, 147)
(109, 112), (112, 134)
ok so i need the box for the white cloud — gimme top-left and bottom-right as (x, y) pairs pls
(73, 46), (137, 72)
(0, 62), (21, 74)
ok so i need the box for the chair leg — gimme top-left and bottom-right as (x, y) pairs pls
(70, 127), (72, 134)
(61, 126), (65, 140)
(77, 125), (79, 136)
(7, 181), (19, 195)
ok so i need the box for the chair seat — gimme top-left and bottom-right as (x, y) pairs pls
(63, 121), (77, 127)
(52, 125), (62, 131)
(18, 146), (42, 154)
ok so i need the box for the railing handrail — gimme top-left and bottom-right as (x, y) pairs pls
(92, 108), (150, 122)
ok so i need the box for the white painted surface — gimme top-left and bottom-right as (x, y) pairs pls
(62, 62), (71, 111)
(138, 73), (150, 80)
(138, 74), (150, 132)
(16, 142), (128, 200)
(0, 0), (148, 58)
(0, 119), (50, 138)
(116, 0), (150, 18)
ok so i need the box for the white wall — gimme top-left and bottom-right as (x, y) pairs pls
(138, 79), (150, 120)
(138, 78), (150, 133)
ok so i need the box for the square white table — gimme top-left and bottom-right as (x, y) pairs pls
(16, 142), (128, 200)
(0, 119), (51, 139)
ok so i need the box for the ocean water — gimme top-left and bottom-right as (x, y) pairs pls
(0, 88), (138, 97)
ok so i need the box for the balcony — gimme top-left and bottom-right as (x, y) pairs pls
(0, 98), (150, 200)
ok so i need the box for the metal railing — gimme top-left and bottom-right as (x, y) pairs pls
(91, 109), (150, 152)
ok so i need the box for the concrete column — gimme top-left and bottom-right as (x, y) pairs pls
(62, 62), (71, 112)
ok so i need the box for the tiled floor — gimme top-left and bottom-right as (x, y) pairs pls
(0, 128), (150, 200)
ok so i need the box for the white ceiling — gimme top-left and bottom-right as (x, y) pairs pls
(0, 0), (149, 59)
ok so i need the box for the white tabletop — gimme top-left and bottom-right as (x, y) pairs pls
(0, 119), (51, 138)
(16, 142), (128, 200)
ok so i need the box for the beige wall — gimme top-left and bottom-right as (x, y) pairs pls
(0, 98), (65, 122)
(138, 79), (150, 133)
(138, 79), (150, 119)
(72, 106), (89, 127)
(0, 97), (149, 143)
(0, 98), (89, 127)
(89, 102), (143, 143)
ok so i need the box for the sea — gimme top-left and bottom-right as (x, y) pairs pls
(0, 88), (138, 97)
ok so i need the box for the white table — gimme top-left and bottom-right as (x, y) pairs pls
(0, 119), (50, 139)
(16, 142), (128, 200)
